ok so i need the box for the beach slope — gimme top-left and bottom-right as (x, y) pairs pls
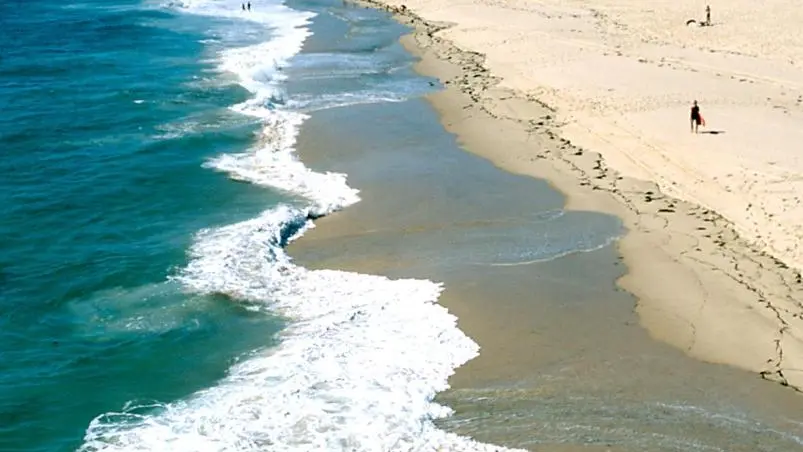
(361, 0), (803, 391)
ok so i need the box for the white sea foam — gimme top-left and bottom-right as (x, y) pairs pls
(288, 52), (411, 79)
(286, 90), (408, 113)
(81, 0), (522, 450)
(81, 207), (520, 451)
(284, 76), (436, 112)
(205, 110), (360, 215)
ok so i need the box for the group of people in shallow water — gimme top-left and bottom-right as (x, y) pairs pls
(241, 2), (251, 10)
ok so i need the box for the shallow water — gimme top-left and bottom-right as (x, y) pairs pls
(291, 95), (803, 451)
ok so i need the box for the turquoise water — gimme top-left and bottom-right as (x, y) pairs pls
(0, 0), (473, 450)
(0, 0), (630, 450)
(0, 1), (287, 449)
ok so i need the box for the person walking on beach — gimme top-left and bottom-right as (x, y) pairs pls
(705, 5), (711, 25)
(690, 100), (703, 133)
(247, 1), (251, 10)
(242, 3), (245, 10)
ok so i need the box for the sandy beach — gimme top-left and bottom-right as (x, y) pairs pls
(349, 0), (803, 392)
(290, 85), (803, 451)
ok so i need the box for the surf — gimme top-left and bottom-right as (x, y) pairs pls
(79, 0), (523, 450)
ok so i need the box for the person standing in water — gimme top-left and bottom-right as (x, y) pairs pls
(690, 100), (702, 133)
(247, 2), (251, 10)
(241, 3), (245, 10)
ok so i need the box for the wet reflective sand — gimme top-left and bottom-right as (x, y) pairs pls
(290, 98), (803, 451)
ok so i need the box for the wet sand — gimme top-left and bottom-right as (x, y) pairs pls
(289, 89), (803, 450)
(356, 0), (803, 395)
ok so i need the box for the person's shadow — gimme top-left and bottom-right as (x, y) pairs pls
(700, 130), (725, 135)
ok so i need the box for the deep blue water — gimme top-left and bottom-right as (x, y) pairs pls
(0, 1), (285, 449)
(0, 0), (443, 449)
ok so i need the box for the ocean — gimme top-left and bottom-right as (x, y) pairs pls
(5, 0), (803, 451)
(0, 0), (521, 449)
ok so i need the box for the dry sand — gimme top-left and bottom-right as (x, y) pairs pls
(353, 0), (803, 391)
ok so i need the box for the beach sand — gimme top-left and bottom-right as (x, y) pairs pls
(290, 92), (803, 450)
(351, 0), (803, 393)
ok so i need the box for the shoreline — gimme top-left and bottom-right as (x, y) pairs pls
(352, 0), (803, 391)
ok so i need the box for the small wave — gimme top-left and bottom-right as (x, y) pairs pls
(286, 78), (438, 113)
(183, 74), (242, 92)
(284, 76), (437, 112)
(486, 234), (619, 267)
(81, 205), (522, 451)
(286, 91), (407, 113)
(204, 109), (360, 215)
(65, 282), (203, 339)
(287, 52), (412, 80)
(152, 112), (252, 140)
(153, 120), (204, 140)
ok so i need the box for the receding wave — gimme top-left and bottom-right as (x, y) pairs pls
(287, 51), (412, 79)
(286, 79), (437, 112)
